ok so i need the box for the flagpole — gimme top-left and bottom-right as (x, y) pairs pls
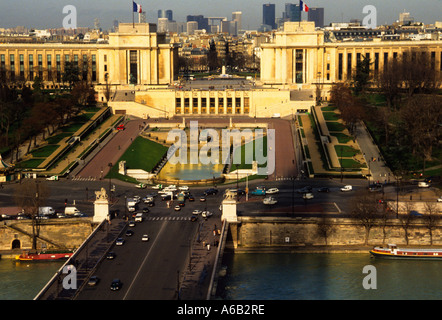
(132, 1), (135, 28)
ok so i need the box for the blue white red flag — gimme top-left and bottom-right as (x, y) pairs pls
(133, 1), (142, 13)
(300, 0), (309, 12)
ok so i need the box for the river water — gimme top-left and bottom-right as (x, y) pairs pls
(0, 259), (63, 300)
(217, 252), (442, 300)
(2, 252), (441, 300)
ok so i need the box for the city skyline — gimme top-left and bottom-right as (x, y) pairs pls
(0, 0), (441, 31)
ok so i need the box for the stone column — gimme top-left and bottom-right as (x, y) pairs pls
(221, 197), (237, 223)
(93, 188), (109, 223)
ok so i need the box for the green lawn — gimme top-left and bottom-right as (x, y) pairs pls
(326, 121), (346, 132)
(322, 112), (340, 121)
(106, 136), (168, 181)
(339, 158), (365, 169)
(330, 132), (352, 143)
(31, 145), (60, 158)
(232, 136), (267, 169)
(335, 145), (360, 157)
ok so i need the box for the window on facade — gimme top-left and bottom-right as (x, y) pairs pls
(129, 51), (137, 84)
(29, 54), (34, 81)
(9, 54), (15, 80)
(295, 49), (303, 84)
(347, 53), (352, 80)
(338, 53), (343, 80)
(92, 54), (96, 82)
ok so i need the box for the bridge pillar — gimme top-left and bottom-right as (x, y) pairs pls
(221, 198), (237, 223)
(93, 188), (109, 223)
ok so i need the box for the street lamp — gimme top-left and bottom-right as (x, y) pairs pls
(108, 162), (113, 201)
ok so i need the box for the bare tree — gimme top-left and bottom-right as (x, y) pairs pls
(398, 202), (416, 245)
(349, 191), (379, 245)
(315, 215), (336, 246)
(14, 179), (50, 250)
(423, 202), (441, 245)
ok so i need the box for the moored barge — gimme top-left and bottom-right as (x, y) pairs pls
(15, 250), (74, 261)
(370, 244), (442, 260)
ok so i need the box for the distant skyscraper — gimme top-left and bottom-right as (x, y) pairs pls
(263, 4), (276, 30)
(308, 7), (324, 28)
(158, 9), (173, 21)
(232, 11), (242, 32)
(284, 3), (301, 22)
(186, 15), (209, 31)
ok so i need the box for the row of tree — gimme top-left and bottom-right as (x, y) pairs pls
(0, 65), (96, 162)
(317, 191), (442, 246)
(329, 47), (442, 174)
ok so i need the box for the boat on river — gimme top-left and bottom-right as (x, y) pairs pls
(15, 249), (74, 261)
(370, 244), (442, 260)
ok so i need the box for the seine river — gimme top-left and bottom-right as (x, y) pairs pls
(1, 252), (441, 300)
(217, 252), (442, 300)
(0, 259), (63, 300)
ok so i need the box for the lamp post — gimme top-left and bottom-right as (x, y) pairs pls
(108, 162), (113, 201)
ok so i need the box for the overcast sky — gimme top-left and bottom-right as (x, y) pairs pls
(0, 0), (441, 30)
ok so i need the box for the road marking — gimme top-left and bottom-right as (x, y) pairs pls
(123, 220), (169, 300)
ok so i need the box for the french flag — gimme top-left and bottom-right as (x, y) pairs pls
(300, 0), (309, 12)
(133, 1), (142, 13)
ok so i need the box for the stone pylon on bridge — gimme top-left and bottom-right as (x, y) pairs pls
(93, 188), (109, 223)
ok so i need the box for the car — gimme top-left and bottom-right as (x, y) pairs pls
(317, 187), (330, 193)
(204, 188), (218, 196)
(297, 186), (312, 193)
(418, 181), (430, 188)
(202, 211), (213, 218)
(110, 279), (122, 291)
(178, 201), (185, 207)
(145, 201), (155, 207)
(437, 197), (442, 202)
(116, 124), (125, 131)
(266, 188), (279, 194)
(106, 252), (116, 260)
(200, 196), (206, 202)
(263, 197), (277, 205)
(125, 230), (134, 237)
(174, 205), (181, 211)
(193, 210), (202, 215)
(179, 186), (189, 191)
(46, 175), (58, 181)
(151, 184), (162, 189)
(128, 221), (136, 227)
(188, 195), (195, 202)
(116, 238), (125, 246)
(135, 213), (143, 222)
(340, 185), (353, 192)
(191, 215), (198, 222)
(136, 183), (146, 189)
(88, 276), (100, 286)
(142, 234), (149, 241)
(142, 207), (149, 213)
(302, 193), (314, 200)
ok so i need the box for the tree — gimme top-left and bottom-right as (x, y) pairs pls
(14, 180), (50, 250)
(376, 60), (401, 109)
(62, 61), (80, 89)
(423, 202), (441, 245)
(400, 94), (442, 166)
(71, 81), (96, 106)
(352, 55), (371, 95)
(315, 215), (336, 246)
(398, 202), (416, 245)
(349, 191), (379, 245)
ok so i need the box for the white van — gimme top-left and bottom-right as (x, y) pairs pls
(38, 207), (55, 216)
(65, 207), (80, 215)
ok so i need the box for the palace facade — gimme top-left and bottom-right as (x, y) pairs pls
(1, 22), (441, 118)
